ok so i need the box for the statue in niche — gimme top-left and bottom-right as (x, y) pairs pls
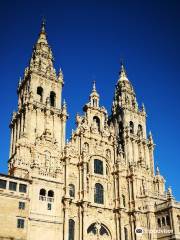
(106, 149), (111, 160)
(45, 150), (51, 167)
(83, 142), (89, 153)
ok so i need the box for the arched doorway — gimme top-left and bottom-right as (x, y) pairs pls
(87, 222), (111, 240)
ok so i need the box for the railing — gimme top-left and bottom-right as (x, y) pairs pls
(39, 195), (46, 201)
(39, 195), (54, 202)
(47, 197), (54, 202)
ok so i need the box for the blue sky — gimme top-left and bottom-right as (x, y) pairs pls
(0, 0), (180, 199)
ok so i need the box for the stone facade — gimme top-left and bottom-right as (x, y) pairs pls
(0, 21), (180, 240)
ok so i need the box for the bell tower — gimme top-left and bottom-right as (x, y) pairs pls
(8, 21), (68, 178)
(110, 63), (154, 175)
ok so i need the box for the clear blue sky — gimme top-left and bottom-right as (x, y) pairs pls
(0, 0), (179, 199)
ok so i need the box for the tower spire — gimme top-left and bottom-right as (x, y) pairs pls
(111, 62), (138, 116)
(41, 17), (46, 33)
(37, 18), (48, 44)
(28, 20), (56, 80)
(119, 62), (128, 81)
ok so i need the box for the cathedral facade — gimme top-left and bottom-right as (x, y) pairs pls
(0, 22), (180, 240)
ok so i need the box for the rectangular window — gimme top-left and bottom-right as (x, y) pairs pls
(19, 184), (27, 193)
(9, 181), (17, 191)
(94, 159), (103, 175)
(47, 203), (52, 210)
(19, 202), (25, 210)
(0, 179), (7, 189)
(17, 218), (25, 229)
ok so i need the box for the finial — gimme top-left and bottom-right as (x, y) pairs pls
(142, 103), (146, 112)
(149, 131), (153, 141)
(58, 68), (64, 84)
(59, 67), (63, 74)
(63, 99), (66, 107)
(90, 80), (99, 99)
(59, 68), (63, 77)
(93, 80), (96, 91)
(41, 17), (46, 33)
(120, 63), (126, 76)
(119, 61), (128, 81)
(156, 166), (160, 175)
(18, 77), (22, 86)
(167, 186), (173, 198)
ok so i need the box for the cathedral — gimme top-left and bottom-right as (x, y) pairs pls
(0, 21), (180, 240)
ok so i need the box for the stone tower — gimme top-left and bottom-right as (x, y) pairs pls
(8, 21), (68, 178)
(109, 64), (166, 239)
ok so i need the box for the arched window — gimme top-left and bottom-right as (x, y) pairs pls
(162, 217), (166, 226)
(122, 194), (126, 207)
(69, 184), (75, 198)
(48, 190), (54, 198)
(50, 91), (56, 107)
(157, 218), (161, 228)
(92, 98), (98, 107)
(39, 189), (46, 196)
(93, 116), (100, 131)
(69, 219), (75, 240)
(87, 223), (96, 235)
(87, 223), (110, 236)
(100, 225), (109, 236)
(21, 96), (23, 106)
(166, 215), (170, 226)
(37, 86), (43, 102)
(39, 188), (46, 201)
(94, 183), (104, 204)
(119, 122), (123, 136)
(94, 159), (103, 175)
(124, 227), (128, 240)
(129, 121), (134, 134)
(137, 124), (143, 137)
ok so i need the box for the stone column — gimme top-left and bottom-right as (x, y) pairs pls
(65, 158), (70, 198)
(63, 200), (70, 240)
(61, 116), (66, 151)
(82, 161), (88, 200)
(21, 112), (24, 135)
(13, 121), (17, 153)
(82, 202), (88, 240)
(9, 125), (13, 157)
(78, 205), (83, 240)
